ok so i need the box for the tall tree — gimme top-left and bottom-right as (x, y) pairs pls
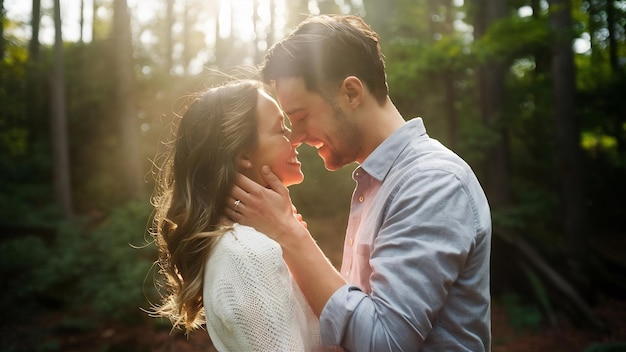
(80, 0), (85, 43)
(92, 0), (98, 41)
(605, 0), (619, 72)
(27, 0), (43, 142)
(165, 0), (175, 72)
(362, 0), (395, 40)
(0, 0), (4, 60)
(29, 0), (41, 60)
(51, 0), (74, 219)
(181, 0), (191, 73)
(317, 0), (340, 14)
(472, 0), (512, 209)
(29, 0), (41, 62)
(286, 0), (308, 31)
(441, 0), (459, 149)
(252, 0), (261, 63)
(267, 0), (275, 49)
(586, 0), (602, 64)
(531, 0), (550, 73)
(214, 0), (224, 66)
(112, 0), (143, 199)
(548, 0), (586, 257)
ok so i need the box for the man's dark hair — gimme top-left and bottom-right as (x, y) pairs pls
(261, 15), (388, 105)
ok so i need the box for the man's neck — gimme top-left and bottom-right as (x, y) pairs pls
(355, 97), (405, 164)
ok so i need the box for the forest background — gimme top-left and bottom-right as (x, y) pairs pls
(1, 0), (625, 351)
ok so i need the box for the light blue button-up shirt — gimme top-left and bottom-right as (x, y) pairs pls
(319, 118), (492, 351)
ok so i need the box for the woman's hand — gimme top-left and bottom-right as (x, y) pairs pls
(228, 166), (308, 244)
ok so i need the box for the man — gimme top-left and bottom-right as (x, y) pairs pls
(229, 14), (492, 351)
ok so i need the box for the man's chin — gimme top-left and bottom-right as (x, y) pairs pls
(318, 150), (335, 170)
(321, 157), (343, 172)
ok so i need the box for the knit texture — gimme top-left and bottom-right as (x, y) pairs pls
(203, 223), (323, 351)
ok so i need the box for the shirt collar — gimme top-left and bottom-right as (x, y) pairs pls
(358, 118), (427, 182)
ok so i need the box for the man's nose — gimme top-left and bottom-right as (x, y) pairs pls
(288, 124), (306, 145)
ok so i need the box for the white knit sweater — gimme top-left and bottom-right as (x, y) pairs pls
(203, 223), (323, 351)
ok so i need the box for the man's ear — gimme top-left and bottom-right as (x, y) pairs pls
(235, 152), (253, 171)
(342, 76), (364, 107)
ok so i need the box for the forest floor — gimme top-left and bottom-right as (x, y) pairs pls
(3, 215), (625, 351)
(11, 296), (623, 352)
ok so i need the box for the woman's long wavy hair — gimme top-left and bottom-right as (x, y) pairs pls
(151, 79), (262, 332)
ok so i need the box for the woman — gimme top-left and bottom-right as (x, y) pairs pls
(151, 79), (322, 351)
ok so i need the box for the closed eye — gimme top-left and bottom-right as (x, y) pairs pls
(285, 109), (306, 124)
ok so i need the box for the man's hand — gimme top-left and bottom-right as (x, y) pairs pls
(228, 166), (307, 244)
(293, 205), (308, 229)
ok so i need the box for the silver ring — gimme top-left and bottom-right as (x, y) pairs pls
(234, 199), (241, 212)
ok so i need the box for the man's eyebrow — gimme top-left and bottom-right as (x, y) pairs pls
(284, 108), (304, 117)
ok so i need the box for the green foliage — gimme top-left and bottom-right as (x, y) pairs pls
(473, 16), (550, 64)
(387, 35), (473, 77)
(36, 340), (61, 352)
(0, 47), (28, 158)
(492, 189), (557, 235)
(79, 201), (157, 320)
(522, 263), (556, 325)
(0, 41), (56, 227)
(0, 201), (156, 324)
(0, 236), (50, 306)
(584, 342), (626, 352)
(499, 292), (544, 332)
(53, 201), (156, 320)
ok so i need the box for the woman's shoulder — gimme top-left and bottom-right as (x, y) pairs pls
(223, 224), (277, 246)
(211, 224), (282, 262)
(203, 224), (287, 296)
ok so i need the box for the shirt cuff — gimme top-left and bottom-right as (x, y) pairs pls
(319, 284), (368, 347)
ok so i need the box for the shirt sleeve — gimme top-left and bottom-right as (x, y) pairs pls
(320, 169), (481, 351)
(208, 233), (307, 351)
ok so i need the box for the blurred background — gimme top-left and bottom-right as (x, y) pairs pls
(1, 0), (625, 351)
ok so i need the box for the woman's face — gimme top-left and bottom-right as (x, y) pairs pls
(244, 90), (303, 187)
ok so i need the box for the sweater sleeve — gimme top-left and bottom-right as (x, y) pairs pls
(204, 228), (308, 351)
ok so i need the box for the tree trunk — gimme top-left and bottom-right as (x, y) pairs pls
(286, 0), (308, 31)
(51, 0), (74, 219)
(362, 0), (394, 40)
(549, 0), (586, 259)
(181, 0), (190, 74)
(79, 0), (84, 43)
(586, 0), (601, 64)
(606, 0), (618, 72)
(0, 0), (5, 60)
(475, 0), (511, 209)
(317, 0), (339, 14)
(165, 0), (174, 73)
(29, 0), (42, 60)
(532, 0), (549, 73)
(252, 0), (261, 64)
(443, 74), (458, 149)
(267, 0), (275, 49)
(27, 0), (43, 140)
(442, 0), (458, 149)
(214, 0), (223, 66)
(92, 0), (98, 41)
(112, 0), (143, 200)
